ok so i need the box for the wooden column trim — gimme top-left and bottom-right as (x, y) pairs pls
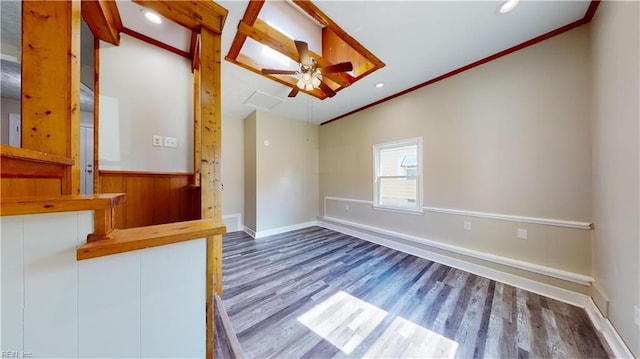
(93, 37), (101, 194)
(21, 0), (81, 195)
(200, 26), (223, 359)
(193, 68), (202, 187)
(81, 0), (122, 46)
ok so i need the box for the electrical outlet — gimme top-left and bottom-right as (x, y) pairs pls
(163, 136), (177, 148)
(152, 135), (162, 147)
(517, 228), (528, 240)
(345, 204), (350, 211)
(634, 305), (640, 327)
(463, 221), (471, 231)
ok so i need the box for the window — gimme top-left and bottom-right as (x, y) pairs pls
(373, 137), (422, 212)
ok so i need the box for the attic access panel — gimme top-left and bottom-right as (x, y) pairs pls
(225, 0), (385, 100)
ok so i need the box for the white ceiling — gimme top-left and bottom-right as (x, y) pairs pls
(216, 0), (590, 124)
(0, 1), (592, 124)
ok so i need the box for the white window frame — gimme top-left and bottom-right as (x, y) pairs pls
(373, 137), (423, 214)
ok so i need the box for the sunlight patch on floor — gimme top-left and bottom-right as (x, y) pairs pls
(363, 316), (458, 358)
(297, 291), (387, 355)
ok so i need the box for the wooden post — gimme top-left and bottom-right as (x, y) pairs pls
(200, 26), (223, 359)
(21, 1), (81, 195)
(193, 67), (202, 187)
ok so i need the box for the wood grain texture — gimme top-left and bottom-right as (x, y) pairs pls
(200, 26), (224, 359)
(81, 0), (122, 46)
(22, 0), (81, 195)
(98, 171), (198, 228)
(77, 219), (225, 260)
(222, 227), (612, 359)
(132, 0), (228, 34)
(1, 193), (125, 216)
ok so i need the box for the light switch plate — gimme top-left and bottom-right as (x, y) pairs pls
(152, 135), (162, 147)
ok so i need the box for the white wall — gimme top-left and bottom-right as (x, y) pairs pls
(99, 34), (193, 172)
(243, 110), (319, 236)
(1, 211), (206, 358)
(590, 1), (640, 356)
(319, 26), (593, 292)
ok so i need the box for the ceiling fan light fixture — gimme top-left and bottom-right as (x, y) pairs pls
(311, 76), (321, 88)
(296, 78), (306, 90)
(305, 83), (314, 91)
(498, 0), (519, 14)
(141, 9), (163, 24)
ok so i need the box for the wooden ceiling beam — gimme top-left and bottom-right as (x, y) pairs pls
(226, 0), (265, 60)
(132, 0), (228, 34)
(81, 0), (122, 46)
(292, 0), (384, 69)
(240, 19), (354, 88)
(190, 32), (200, 71)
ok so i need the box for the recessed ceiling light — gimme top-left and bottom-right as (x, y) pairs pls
(498, 0), (519, 14)
(375, 82), (384, 88)
(141, 9), (163, 24)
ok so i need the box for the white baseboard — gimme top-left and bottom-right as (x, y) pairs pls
(243, 226), (256, 239)
(585, 299), (634, 358)
(320, 216), (593, 286)
(244, 221), (319, 239)
(318, 218), (587, 306)
(317, 218), (633, 358)
(222, 213), (242, 232)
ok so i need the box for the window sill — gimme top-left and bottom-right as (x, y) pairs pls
(373, 205), (424, 216)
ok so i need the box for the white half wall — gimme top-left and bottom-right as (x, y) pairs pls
(1, 211), (206, 358)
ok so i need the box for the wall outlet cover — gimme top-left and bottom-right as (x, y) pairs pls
(163, 136), (177, 148)
(517, 228), (528, 240)
(152, 135), (162, 147)
(463, 221), (471, 231)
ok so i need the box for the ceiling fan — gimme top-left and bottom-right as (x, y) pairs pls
(261, 40), (353, 98)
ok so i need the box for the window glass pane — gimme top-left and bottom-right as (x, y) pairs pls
(378, 145), (417, 176)
(379, 177), (417, 210)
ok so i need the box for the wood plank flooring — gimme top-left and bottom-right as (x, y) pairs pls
(222, 227), (611, 359)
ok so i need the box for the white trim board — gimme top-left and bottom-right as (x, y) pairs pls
(243, 221), (319, 239)
(320, 216), (594, 285)
(222, 213), (242, 233)
(316, 219), (633, 358)
(324, 196), (593, 230)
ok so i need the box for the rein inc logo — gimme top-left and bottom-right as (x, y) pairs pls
(2, 352), (33, 358)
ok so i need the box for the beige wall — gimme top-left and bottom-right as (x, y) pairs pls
(590, 1), (640, 356)
(243, 112), (257, 231)
(255, 110), (319, 233)
(243, 110), (319, 235)
(320, 26), (593, 292)
(99, 35), (193, 172)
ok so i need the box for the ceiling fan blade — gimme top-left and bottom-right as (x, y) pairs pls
(319, 62), (353, 74)
(318, 80), (336, 98)
(262, 68), (298, 75)
(288, 87), (299, 98)
(294, 40), (310, 65)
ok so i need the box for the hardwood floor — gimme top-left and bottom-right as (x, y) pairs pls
(222, 227), (611, 359)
